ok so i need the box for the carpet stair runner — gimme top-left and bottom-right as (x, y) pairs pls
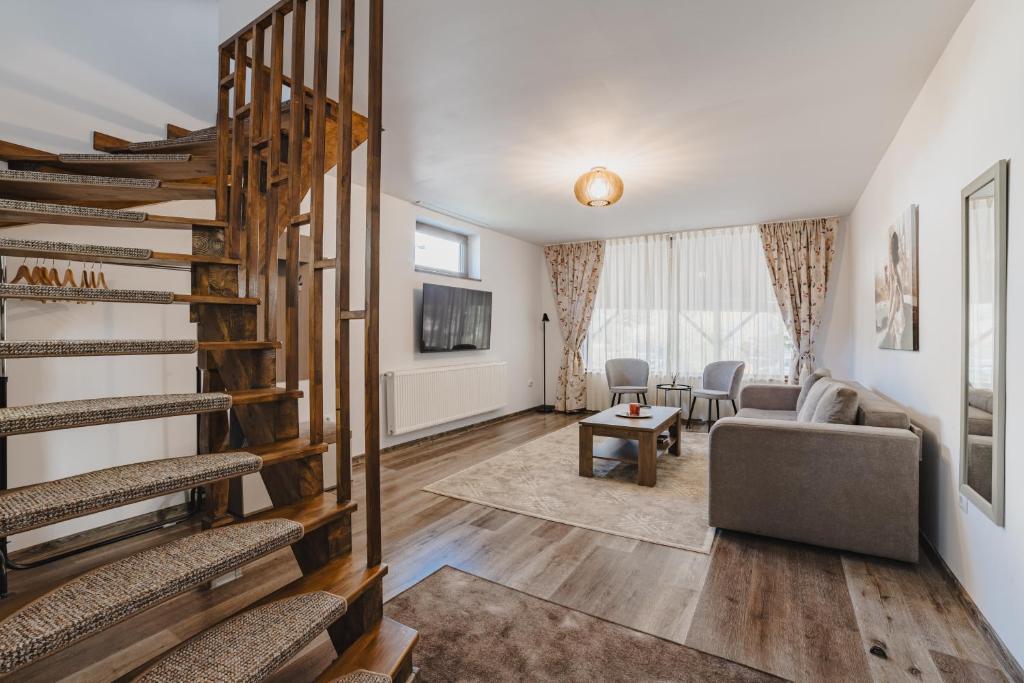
(0, 237), (239, 268)
(0, 339), (198, 358)
(0, 452), (262, 537)
(0, 519), (304, 674)
(0, 392), (232, 436)
(0, 198), (226, 230)
(133, 591), (347, 682)
(0, 284), (258, 306)
(0, 169), (212, 203)
(123, 127), (218, 154)
(49, 151), (216, 180)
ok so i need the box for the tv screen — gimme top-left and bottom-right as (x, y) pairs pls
(420, 283), (492, 352)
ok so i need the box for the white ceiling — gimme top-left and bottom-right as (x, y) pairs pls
(366, 0), (974, 244)
(224, 0), (974, 244)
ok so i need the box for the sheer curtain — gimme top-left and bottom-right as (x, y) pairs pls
(585, 225), (791, 411)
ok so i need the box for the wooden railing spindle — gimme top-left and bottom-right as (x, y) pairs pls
(335, 0), (355, 505)
(364, 0), (384, 568)
(264, 10), (286, 342)
(284, 0), (305, 391)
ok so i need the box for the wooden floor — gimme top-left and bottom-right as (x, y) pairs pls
(4, 412), (1019, 682)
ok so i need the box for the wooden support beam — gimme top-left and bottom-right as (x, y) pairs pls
(335, 0), (356, 505)
(364, 0), (384, 568)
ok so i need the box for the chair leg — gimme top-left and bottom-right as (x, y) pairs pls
(686, 396), (696, 429)
(708, 400), (717, 432)
(731, 399), (738, 415)
(611, 393), (618, 407)
(640, 393), (647, 405)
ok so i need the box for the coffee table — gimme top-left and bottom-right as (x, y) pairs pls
(578, 405), (682, 487)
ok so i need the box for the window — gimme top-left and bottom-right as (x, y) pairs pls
(415, 222), (469, 277)
(586, 225), (792, 385)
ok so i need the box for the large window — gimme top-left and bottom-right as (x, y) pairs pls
(586, 225), (792, 385)
(415, 222), (468, 278)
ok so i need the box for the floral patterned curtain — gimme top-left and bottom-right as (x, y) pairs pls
(544, 241), (605, 411)
(759, 217), (837, 383)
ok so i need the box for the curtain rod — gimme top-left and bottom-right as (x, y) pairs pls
(542, 213), (841, 247)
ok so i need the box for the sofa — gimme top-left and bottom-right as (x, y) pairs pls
(708, 372), (921, 562)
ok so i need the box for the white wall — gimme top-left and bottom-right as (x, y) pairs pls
(834, 0), (1024, 662)
(0, 1), (218, 550)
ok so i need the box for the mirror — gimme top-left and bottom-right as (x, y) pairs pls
(960, 160), (1008, 525)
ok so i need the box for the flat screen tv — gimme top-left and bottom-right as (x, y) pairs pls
(420, 283), (492, 352)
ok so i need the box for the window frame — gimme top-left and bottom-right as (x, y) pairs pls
(414, 222), (471, 279)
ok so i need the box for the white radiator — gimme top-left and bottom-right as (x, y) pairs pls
(384, 362), (508, 435)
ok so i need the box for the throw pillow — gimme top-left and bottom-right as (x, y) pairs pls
(795, 368), (831, 413)
(810, 383), (860, 424)
(796, 377), (833, 422)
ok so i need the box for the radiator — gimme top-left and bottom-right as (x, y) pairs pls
(384, 362), (508, 435)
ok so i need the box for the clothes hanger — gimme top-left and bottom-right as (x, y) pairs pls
(60, 260), (78, 288)
(11, 258), (35, 285)
(32, 258), (54, 286)
(96, 260), (108, 289)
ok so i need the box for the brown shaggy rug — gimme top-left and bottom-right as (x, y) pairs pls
(385, 566), (786, 682)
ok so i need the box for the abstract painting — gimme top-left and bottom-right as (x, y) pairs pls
(875, 205), (919, 350)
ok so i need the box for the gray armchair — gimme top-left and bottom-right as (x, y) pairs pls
(688, 360), (745, 430)
(605, 358), (649, 406)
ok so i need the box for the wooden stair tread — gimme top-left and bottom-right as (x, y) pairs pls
(0, 199), (225, 230)
(226, 386), (303, 405)
(34, 152), (217, 180)
(0, 519), (303, 675)
(133, 592), (346, 682)
(0, 237), (238, 268)
(0, 169), (212, 203)
(245, 437), (328, 467)
(174, 293), (260, 306)
(0, 285), (256, 306)
(0, 452), (261, 537)
(316, 617), (419, 683)
(256, 554), (386, 613)
(245, 491), (355, 535)
(198, 340), (281, 351)
(0, 339), (197, 358)
(0, 392), (231, 436)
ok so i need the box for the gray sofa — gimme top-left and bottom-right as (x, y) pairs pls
(708, 375), (921, 562)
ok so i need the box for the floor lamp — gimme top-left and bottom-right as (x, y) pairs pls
(537, 313), (554, 413)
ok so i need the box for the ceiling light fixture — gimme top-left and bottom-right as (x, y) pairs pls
(574, 166), (624, 207)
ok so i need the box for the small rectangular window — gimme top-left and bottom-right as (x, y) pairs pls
(415, 222), (468, 277)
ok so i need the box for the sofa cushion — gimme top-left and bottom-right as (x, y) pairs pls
(835, 381), (911, 429)
(810, 382), (859, 424)
(796, 377), (833, 422)
(968, 387), (993, 413)
(795, 368), (831, 413)
(735, 408), (797, 421)
(967, 404), (993, 437)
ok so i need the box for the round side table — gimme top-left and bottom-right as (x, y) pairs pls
(656, 383), (692, 418)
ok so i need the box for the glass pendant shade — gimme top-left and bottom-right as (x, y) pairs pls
(574, 167), (624, 207)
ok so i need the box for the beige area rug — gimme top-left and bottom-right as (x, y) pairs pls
(386, 566), (786, 682)
(423, 423), (715, 553)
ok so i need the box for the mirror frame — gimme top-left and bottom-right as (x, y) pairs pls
(960, 159), (1008, 526)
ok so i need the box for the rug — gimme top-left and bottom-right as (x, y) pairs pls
(385, 566), (785, 683)
(423, 423), (714, 552)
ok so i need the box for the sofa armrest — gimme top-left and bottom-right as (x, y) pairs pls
(708, 418), (920, 561)
(739, 383), (801, 411)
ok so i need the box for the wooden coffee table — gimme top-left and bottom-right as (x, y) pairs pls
(578, 405), (682, 487)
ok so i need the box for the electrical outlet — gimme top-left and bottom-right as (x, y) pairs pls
(959, 495), (968, 513)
